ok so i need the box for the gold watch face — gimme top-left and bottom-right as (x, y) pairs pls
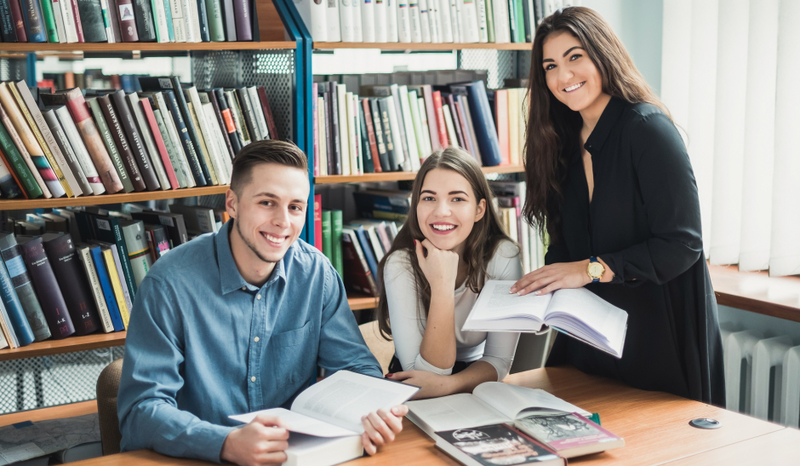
(588, 262), (604, 279)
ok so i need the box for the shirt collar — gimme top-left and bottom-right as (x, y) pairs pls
(216, 220), (288, 295)
(584, 96), (627, 153)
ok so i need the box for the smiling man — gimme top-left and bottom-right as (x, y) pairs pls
(118, 140), (407, 465)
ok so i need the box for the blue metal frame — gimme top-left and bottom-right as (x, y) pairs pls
(26, 53), (37, 87)
(272, 0), (314, 245)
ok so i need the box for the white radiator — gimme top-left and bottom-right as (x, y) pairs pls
(722, 326), (800, 427)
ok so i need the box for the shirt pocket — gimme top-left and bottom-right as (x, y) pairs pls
(268, 321), (315, 389)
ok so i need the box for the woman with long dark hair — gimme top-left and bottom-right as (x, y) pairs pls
(376, 148), (522, 399)
(513, 7), (725, 405)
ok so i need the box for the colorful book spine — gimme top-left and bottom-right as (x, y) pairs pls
(19, 236), (75, 339)
(141, 98), (179, 189)
(86, 97), (135, 193)
(76, 0), (108, 42)
(0, 98), (48, 198)
(321, 210), (332, 262)
(116, 0), (140, 41)
(0, 251), (35, 346)
(96, 93), (146, 192)
(20, 0), (47, 42)
(205, 0), (224, 41)
(0, 233), (50, 341)
(39, 0), (60, 42)
(120, 220), (153, 287)
(101, 246), (130, 328)
(313, 194), (322, 252)
(42, 108), (95, 196)
(2, 0), (25, 42)
(76, 245), (114, 333)
(331, 209), (343, 278)
(232, 0), (252, 41)
(88, 245), (124, 332)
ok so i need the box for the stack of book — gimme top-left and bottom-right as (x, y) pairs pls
(0, 0), (258, 44)
(0, 78), (278, 200)
(296, 0), (568, 43)
(313, 73), (526, 177)
(0, 200), (228, 350)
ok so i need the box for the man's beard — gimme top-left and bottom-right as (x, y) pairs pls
(235, 219), (280, 265)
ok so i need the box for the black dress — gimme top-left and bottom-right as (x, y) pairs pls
(543, 97), (726, 406)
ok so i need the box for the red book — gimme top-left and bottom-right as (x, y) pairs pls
(67, 0), (85, 42)
(256, 86), (279, 140)
(495, 89), (510, 165)
(8, 0), (28, 42)
(432, 91), (448, 149)
(116, 0), (139, 42)
(314, 193), (323, 252)
(139, 98), (179, 190)
(361, 99), (381, 173)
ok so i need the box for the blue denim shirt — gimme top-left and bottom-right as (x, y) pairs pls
(117, 221), (381, 462)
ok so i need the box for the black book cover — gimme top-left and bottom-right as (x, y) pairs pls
(110, 90), (160, 190)
(131, 210), (189, 248)
(0, 1), (18, 42)
(97, 93), (147, 192)
(222, 0), (237, 41)
(76, 0), (108, 43)
(213, 88), (243, 156)
(42, 233), (101, 336)
(18, 236), (76, 339)
(196, 0), (210, 42)
(0, 232), (51, 341)
(131, 0), (157, 41)
(235, 87), (258, 142)
(436, 424), (562, 466)
(317, 86), (334, 175)
(377, 97), (398, 171)
(327, 81), (341, 175)
(358, 102), (374, 173)
(368, 98), (390, 173)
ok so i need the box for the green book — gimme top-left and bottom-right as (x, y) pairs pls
(331, 210), (343, 278)
(205, 0), (226, 42)
(515, 0), (525, 43)
(39, 0), (60, 43)
(322, 210), (332, 263)
(0, 118), (43, 199)
(87, 97), (135, 193)
(485, 0), (495, 43)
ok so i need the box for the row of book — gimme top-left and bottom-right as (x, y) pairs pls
(0, 200), (234, 350)
(0, 0), (258, 44)
(312, 76), (527, 177)
(296, 0), (568, 43)
(0, 78), (279, 200)
(40, 71), (148, 96)
(313, 179), (546, 298)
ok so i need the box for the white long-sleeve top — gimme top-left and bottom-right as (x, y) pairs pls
(384, 240), (522, 380)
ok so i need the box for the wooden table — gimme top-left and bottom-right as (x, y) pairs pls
(3, 367), (798, 465)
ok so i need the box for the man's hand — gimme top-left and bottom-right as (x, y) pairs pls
(220, 414), (290, 466)
(360, 405), (409, 455)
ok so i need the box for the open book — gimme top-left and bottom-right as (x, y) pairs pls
(406, 381), (590, 439)
(462, 280), (628, 358)
(230, 370), (418, 466)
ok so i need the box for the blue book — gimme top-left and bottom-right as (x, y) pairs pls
(0, 258), (35, 346)
(19, 0), (46, 43)
(162, 0), (175, 41)
(89, 245), (125, 332)
(348, 225), (378, 280)
(464, 80), (502, 167)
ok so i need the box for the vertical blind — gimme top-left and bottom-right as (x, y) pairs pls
(661, 0), (800, 276)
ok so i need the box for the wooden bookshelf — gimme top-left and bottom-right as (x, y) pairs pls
(0, 42), (297, 53)
(315, 165), (525, 184)
(313, 42), (533, 51)
(0, 331), (126, 362)
(0, 185), (231, 211)
(349, 294), (380, 311)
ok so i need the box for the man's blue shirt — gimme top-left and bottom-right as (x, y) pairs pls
(118, 221), (381, 462)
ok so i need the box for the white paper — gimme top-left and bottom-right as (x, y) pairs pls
(229, 408), (357, 438)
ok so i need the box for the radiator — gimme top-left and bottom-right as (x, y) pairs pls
(721, 325), (800, 427)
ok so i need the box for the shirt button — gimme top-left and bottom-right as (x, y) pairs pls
(254, 336), (260, 342)
(251, 376), (256, 382)
(256, 294), (262, 300)
(241, 287), (246, 291)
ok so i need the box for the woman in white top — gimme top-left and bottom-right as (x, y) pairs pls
(377, 147), (522, 399)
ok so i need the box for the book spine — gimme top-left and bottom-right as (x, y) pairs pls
(205, 0), (224, 41)
(0, 101), (48, 198)
(59, 0), (80, 43)
(20, 0), (47, 42)
(0, 298), (20, 348)
(321, 210), (332, 260)
(199, 103), (231, 184)
(170, 77), (213, 182)
(0, 83), (64, 197)
(454, 96), (476, 159)
(221, 0), (236, 40)
(247, 86), (269, 139)
(226, 90), (248, 145)
(127, 93), (169, 189)
(195, 0), (209, 41)
(362, 99), (380, 172)
(163, 90), (207, 186)
(86, 98), (134, 193)
(89, 246), (124, 331)
(97, 94), (145, 192)
(76, 0), (109, 42)
(19, 237), (75, 339)
(235, 87), (259, 141)
(0, 254), (35, 346)
(151, 0), (170, 42)
(51, 0), (68, 43)
(422, 85), (440, 150)
(495, 89), (510, 164)
(214, 90), (241, 155)
(313, 193), (322, 251)
(154, 92), (195, 187)
(466, 81), (502, 166)
(186, 101), (218, 184)
(153, 109), (187, 187)
(161, 0), (175, 40)
(0, 237), (50, 341)
(232, 0), (251, 40)
(376, 97), (397, 171)
(110, 90), (160, 190)
(121, 222), (152, 287)
(141, 98), (179, 189)
(331, 210), (343, 278)
(116, 0), (140, 41)
(39, 0), (60, 42)
(99, 0), (116, 43)
(0, 149), (25, 199)
(433, 91), (448, 147)
(168, 0), (186, 41)
(42, 234), (101, 335)
(369, 98), (391, 172)
(132, 0), (157, 41)
(256, 86), (279, 140)
(8, 0), (27, 42)
(62, 89), (125, 193)
(208, 89), (236, 159)
(77, 246), (114, 332)
(358, 101), (374, 173)
(0, 1), (19, 42)
(42, 109), (95, 196)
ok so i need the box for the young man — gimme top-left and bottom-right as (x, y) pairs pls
(118, 140), (407, 465)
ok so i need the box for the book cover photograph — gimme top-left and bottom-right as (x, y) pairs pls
(435, 424), (564, 466)
(514, 412), (624, 458)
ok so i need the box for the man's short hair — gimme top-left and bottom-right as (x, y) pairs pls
(229, 140), (309, 195)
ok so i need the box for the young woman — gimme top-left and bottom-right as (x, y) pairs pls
(514, 7), (725, 405)
(376, 148), (522, 399)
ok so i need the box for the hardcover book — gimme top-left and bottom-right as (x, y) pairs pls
(42, 108), (96, 196)
(85, 97), (135, 193)
(75, 243), (114, 333)
(0, 244), (35, 346)
(436, 424), (564, 466)
(20, 0), (47, 42)
(96, 93), (146, 192)
(514, 412), (624, 458)
(75, 0), (108, 42)
(87, 244), (124, 331)
(0, 232), (51, 341)
(110, 89), (160, 190)
(132, 0), (157, 41)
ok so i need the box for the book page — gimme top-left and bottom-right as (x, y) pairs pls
(462, 280), (551, 332)
(229, 408), (358, 438)
(291, 370), (419, 434)
(473, 382), (590, 420)
(545, 288), (628, 357)
(405, 393), (508, 434)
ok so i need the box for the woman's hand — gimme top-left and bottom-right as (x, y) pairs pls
(387, 370), (455, 399)
(415, 239), (459, 291)
(510, 260), (591, 296)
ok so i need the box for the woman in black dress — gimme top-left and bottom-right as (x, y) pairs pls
(512, 7), (725, 405)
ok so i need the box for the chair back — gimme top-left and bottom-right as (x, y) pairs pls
(96, 358), (123, 455)
(359, 320), (394, 375)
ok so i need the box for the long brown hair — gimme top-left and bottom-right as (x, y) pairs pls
(523, 6), (669, 240)
(376, 148), (515, 340)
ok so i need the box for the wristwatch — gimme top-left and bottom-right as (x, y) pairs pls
(587, 257), (604, 283)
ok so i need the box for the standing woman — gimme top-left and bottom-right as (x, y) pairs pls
(513, 7), (725, 405)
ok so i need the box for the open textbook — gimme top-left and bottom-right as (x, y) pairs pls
(406, 381), (590, 439)
(230, 370), (418, 466)
(462, 280), (628, 358)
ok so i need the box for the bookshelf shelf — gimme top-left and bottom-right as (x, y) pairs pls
(313, 42), (533, 51)
(0, 42), (297, 53)
(0, 186), (231, 211)
(0, 331), (127, 362)
(314, 165), (525, 184)
(348, 294), (380, 311)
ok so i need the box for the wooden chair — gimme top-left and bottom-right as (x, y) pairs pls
(359, 320), (395, 375)
(96, 358), (123, 455)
